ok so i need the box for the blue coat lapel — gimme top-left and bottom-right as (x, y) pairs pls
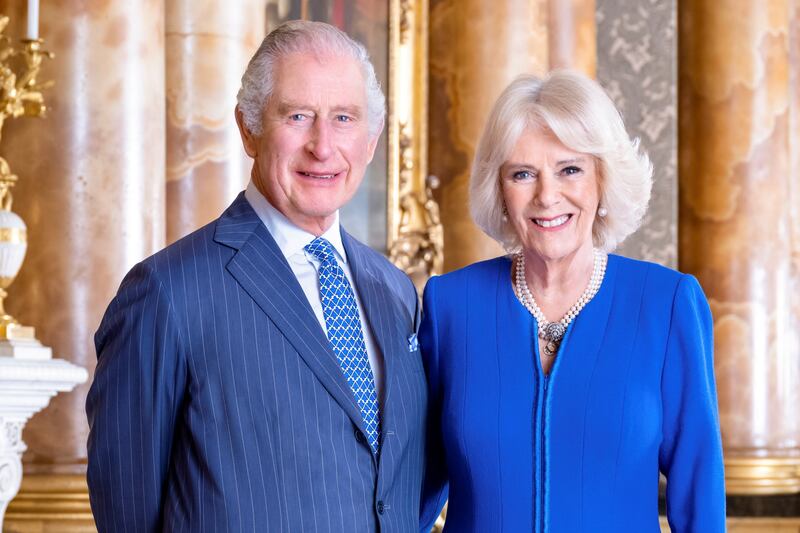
(556, 254), (616, 375)
(214, 194), (368, 438)
(495, 257), (538, 370)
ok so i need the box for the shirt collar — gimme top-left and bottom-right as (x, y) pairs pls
(244, 180), (348, 263)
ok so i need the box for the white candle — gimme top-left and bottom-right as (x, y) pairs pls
(26, 0), (39, 40)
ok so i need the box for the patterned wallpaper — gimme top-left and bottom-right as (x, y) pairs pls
(596, 0), (677, 268)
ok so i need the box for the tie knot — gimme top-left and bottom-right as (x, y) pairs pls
(305, 237), (337, 264)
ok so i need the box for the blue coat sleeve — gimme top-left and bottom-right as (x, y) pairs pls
(658, 275), (726, 532)
(86, 261), (188, 533)
(419, 276), (449, 532)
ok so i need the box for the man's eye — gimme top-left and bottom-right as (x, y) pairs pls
(289, 114), (307, 121)
(335, 115), (353, 122)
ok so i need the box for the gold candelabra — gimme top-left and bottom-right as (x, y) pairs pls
(0, 14), (52, 340)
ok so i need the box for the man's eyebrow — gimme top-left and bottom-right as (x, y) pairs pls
(275, 100), (313, 115)
(330, 105), (363, 117)
(274, 101), (364, 118)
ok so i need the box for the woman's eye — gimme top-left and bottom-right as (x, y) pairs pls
(562, 166), (582, 176)
(512, 170), (534, 180)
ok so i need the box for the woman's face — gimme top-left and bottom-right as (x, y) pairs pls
(500, 126), (600, 264)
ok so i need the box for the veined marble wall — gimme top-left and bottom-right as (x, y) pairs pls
(165, 1), (264, 244)
(429, 0), (549, 273)
(549, 0), (596, 76)
(0, 0), (166, 472)
(680, 0), (800, 495)
(0, 0), (166, 529)
(790, 0), (800, 416)
(596, 0), (677, 267)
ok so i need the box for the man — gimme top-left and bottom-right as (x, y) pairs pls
(87, 21), (427, 532)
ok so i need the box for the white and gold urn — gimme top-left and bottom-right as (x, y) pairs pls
(0, 163), (49, 359)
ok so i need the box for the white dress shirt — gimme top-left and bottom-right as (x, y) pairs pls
(244, 181), (385, 406)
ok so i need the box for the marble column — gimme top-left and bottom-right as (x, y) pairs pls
(166, 1), (265, 243)
(548, 0), (596, 77)
(429, 0), (549, 272)
(791, 2), (800, 323)
(679, 0), (800, 494)
(0, 0), (165, 527)
(789, 0), (800, 497)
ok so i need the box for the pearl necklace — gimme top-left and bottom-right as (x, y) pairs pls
(514, 249), (607, 357)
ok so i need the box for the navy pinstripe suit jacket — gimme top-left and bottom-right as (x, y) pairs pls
(87, 193), (428, 532)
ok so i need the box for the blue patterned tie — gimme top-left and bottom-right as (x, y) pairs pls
(305, 237), (380, 453)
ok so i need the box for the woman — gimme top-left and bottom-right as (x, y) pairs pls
(419, 71), (725, 532)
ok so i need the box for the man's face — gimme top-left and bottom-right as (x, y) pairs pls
(237, 51), (380, 235)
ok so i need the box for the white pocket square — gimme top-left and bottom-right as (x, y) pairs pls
(407, 333), (419, 352)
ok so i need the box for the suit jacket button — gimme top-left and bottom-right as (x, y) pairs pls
(376, 500), (385, 515)
(355, 430), (365, 444)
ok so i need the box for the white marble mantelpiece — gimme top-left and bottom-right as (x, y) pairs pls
(0, 339), (87, 526)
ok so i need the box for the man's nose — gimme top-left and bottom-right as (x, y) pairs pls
(306, 120), (334, 160)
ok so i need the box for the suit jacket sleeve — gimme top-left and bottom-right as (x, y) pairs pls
(418, 276), (449, 532)
(658, 275), (726, 532)
(86, 260), (188, 532)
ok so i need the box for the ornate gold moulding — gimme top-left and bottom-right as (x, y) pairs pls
(387, 0), (442, 291)
(725, 456), (800, 495)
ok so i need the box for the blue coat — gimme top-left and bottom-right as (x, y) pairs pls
(87, 193), (428, 532)
(419, 255), (725, 532)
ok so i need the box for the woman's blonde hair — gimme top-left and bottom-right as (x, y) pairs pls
(469, 70), (653, 253)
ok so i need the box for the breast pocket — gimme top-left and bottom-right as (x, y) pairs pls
(403, 333), (426, 374)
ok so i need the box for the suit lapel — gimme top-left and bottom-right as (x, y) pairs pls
(215, 195), (367, 436)
(342, 230), (409, 449)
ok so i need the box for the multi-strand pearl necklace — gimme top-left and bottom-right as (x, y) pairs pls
(514, 249), (607, 357)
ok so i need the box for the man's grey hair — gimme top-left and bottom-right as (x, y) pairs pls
(237, 20), (386, 138)
(470, 70), (653, 253)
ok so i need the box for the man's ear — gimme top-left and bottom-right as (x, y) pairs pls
(235, 106), (258, 158)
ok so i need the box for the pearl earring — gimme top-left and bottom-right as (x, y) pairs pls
(598, 206), (608, 218)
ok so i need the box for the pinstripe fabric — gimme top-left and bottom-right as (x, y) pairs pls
(87, 193), (428, 532)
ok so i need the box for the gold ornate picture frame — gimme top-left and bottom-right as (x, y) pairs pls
(387, 5), (444, 528)
(387, 0), (442, 289)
